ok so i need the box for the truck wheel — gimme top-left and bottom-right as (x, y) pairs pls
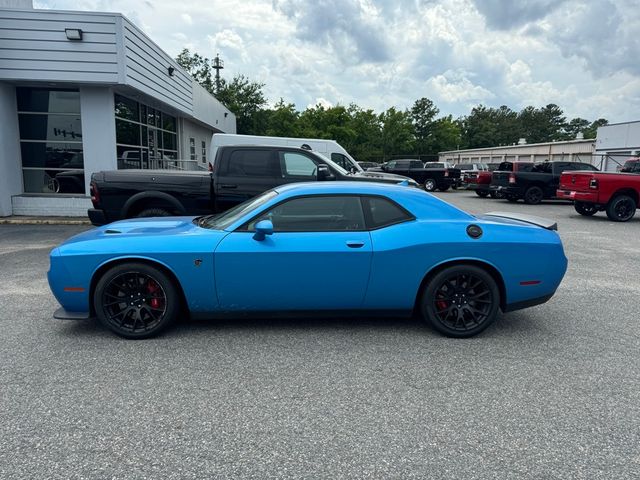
(475, 191), (489, 198)
(574, 201), (597, 216)
(524, 186), (543, 205)
(438, 186), (450, 192)
(606, 195), (636, 222)
(136, 207), (172, 218)
(424, 179), (437, 191)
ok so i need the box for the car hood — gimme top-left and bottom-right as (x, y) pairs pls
(350, 171), (419, 186)
(59, 216), (223, 247)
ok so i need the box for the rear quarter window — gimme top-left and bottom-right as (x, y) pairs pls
(363, 196), (414, 229)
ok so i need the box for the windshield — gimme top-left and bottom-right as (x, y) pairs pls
(197, 190), (278, 230)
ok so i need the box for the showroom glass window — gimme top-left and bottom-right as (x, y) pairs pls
(114, 94), (178, 169)
(16, 88), (85, 194)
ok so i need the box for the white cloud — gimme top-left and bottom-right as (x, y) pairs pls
(35, 0), (640, 123)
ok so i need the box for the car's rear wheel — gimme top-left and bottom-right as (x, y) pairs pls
(606, 195), (636, 222)
(524, 186), (543, 205)
(574, 201), (597, 216)
(136, 207), (172, 218)
(420, 265), (500, 338)
(475, 190), (489, 198)
(424, 178), (437, 191)
(94, 262), (179, 339)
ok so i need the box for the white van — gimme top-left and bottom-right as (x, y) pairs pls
(210, 133), (362, 172)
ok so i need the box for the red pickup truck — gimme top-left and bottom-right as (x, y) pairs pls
(556, 159), (640, 221)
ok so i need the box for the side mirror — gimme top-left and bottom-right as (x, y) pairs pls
(253, 219), (273, 241)
(317, 164), (335, 181)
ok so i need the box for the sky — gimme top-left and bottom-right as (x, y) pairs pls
(37, 0), (640, 123)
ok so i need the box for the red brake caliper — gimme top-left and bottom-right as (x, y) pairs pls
(146, 280), (162, 309)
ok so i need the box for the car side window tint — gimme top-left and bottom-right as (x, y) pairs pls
(396, 161), (410, 169)
(386, 161), (396, 169)
(248, 195), (366, 232)
(330, 153), (348, 169)
(363, 196), (414, 229)
(227, 150), (278, 177)
(410, 161), (423, 169)
(280, 152), (317, 178)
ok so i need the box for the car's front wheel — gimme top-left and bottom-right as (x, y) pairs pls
(420, 265), (500, 338)
(574, 201), (597, 216)
(94, 262), (180, 339)
(424, 178), (437, 191)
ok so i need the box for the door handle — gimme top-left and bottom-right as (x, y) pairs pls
(220, 184), (238, 189)
(346, 241), (365, 248)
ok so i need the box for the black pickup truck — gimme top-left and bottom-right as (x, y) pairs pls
(88, 145), (417, 225)
(367, 159), (461, 191)
(490, 161), (598, 204)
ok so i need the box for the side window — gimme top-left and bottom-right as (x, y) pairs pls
(280, 152), (317, 178)
(331, 153), (348, 170)
(386, 161), (397, 169)
(363, 196), (414, 229)
(248, 195), (365, 232)
(396, 161), (410, 169)
(227, 149), (278, 177)
(410, 161), (423, 169)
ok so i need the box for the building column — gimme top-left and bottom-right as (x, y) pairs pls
(0, 83), (22, 216)
(79, 87), (117, 194)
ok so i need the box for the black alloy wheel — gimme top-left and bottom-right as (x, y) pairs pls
(421, 265), (499, 338)
(606, 195), (636, 222)
(94, 263), (179, 339)
(524, 186), (544, 205)
(574, 201), (598, 216)
(424, 178), (437, 192)
(475, 190), (489, 198)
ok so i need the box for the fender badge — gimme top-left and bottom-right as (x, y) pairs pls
(194, 259), (202, 267)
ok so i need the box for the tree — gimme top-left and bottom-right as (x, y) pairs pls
(517, 104), (566, 143)
(379, 107), (414, 159)
(345, 104), (382, 162)
(562, 117), (590, 140)
(410, 98), (439, 154)
(460, 105), (519, 149)
(175, 49), (267, 134)
(429, 116), (462, 154)
(264, 99), (299, 137)
(583, 118), (608, 139)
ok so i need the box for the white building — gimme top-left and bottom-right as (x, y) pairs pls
(0, 0), (236, 217)
(594, 120), (640, 171)
(439, 138), (596, 166)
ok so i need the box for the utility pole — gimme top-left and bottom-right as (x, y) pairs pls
(213, 53), (224, 94)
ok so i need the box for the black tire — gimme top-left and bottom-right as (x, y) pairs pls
(424, 178), (437, 192)
(524, 186), (544, 205)
(94, 262), (180, 339)
(451, 185), (458, 190)
(606, 195), (636, 222)
(438, 185), (450, 192)
(475, 190), (489, 198)
(136, 207), (172, 218)
(489, 191), (504, 199)
(574, 201), (598, 216)
(420, 265), (500, 338)
(506, 195), (518, 203)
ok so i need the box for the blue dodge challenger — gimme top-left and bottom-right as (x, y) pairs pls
(48, 182), (567, 339)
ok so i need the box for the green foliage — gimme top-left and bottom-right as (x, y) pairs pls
(177, 48), (609, 158)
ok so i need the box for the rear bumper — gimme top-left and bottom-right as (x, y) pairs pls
(490, 185), (522, 196)
(556, 189), (599, 202)
(466, 183), (490, 191)
(88, 208), (108, 226)
(503, 293), (554, 313)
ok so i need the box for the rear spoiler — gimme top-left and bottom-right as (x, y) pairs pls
(482, 211), (558, 231)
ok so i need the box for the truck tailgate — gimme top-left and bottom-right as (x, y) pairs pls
(559, 171), (593, 191)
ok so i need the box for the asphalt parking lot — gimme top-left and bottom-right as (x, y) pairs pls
(1, 191), (639, 479)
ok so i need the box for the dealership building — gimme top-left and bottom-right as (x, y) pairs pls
(0, 0), (236, 217)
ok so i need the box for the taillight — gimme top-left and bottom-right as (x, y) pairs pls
(444, 169), (449, 177)
(589, 178), (598, 189)
(90, 181), (100, 206)
(509, 173), (516, 184)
